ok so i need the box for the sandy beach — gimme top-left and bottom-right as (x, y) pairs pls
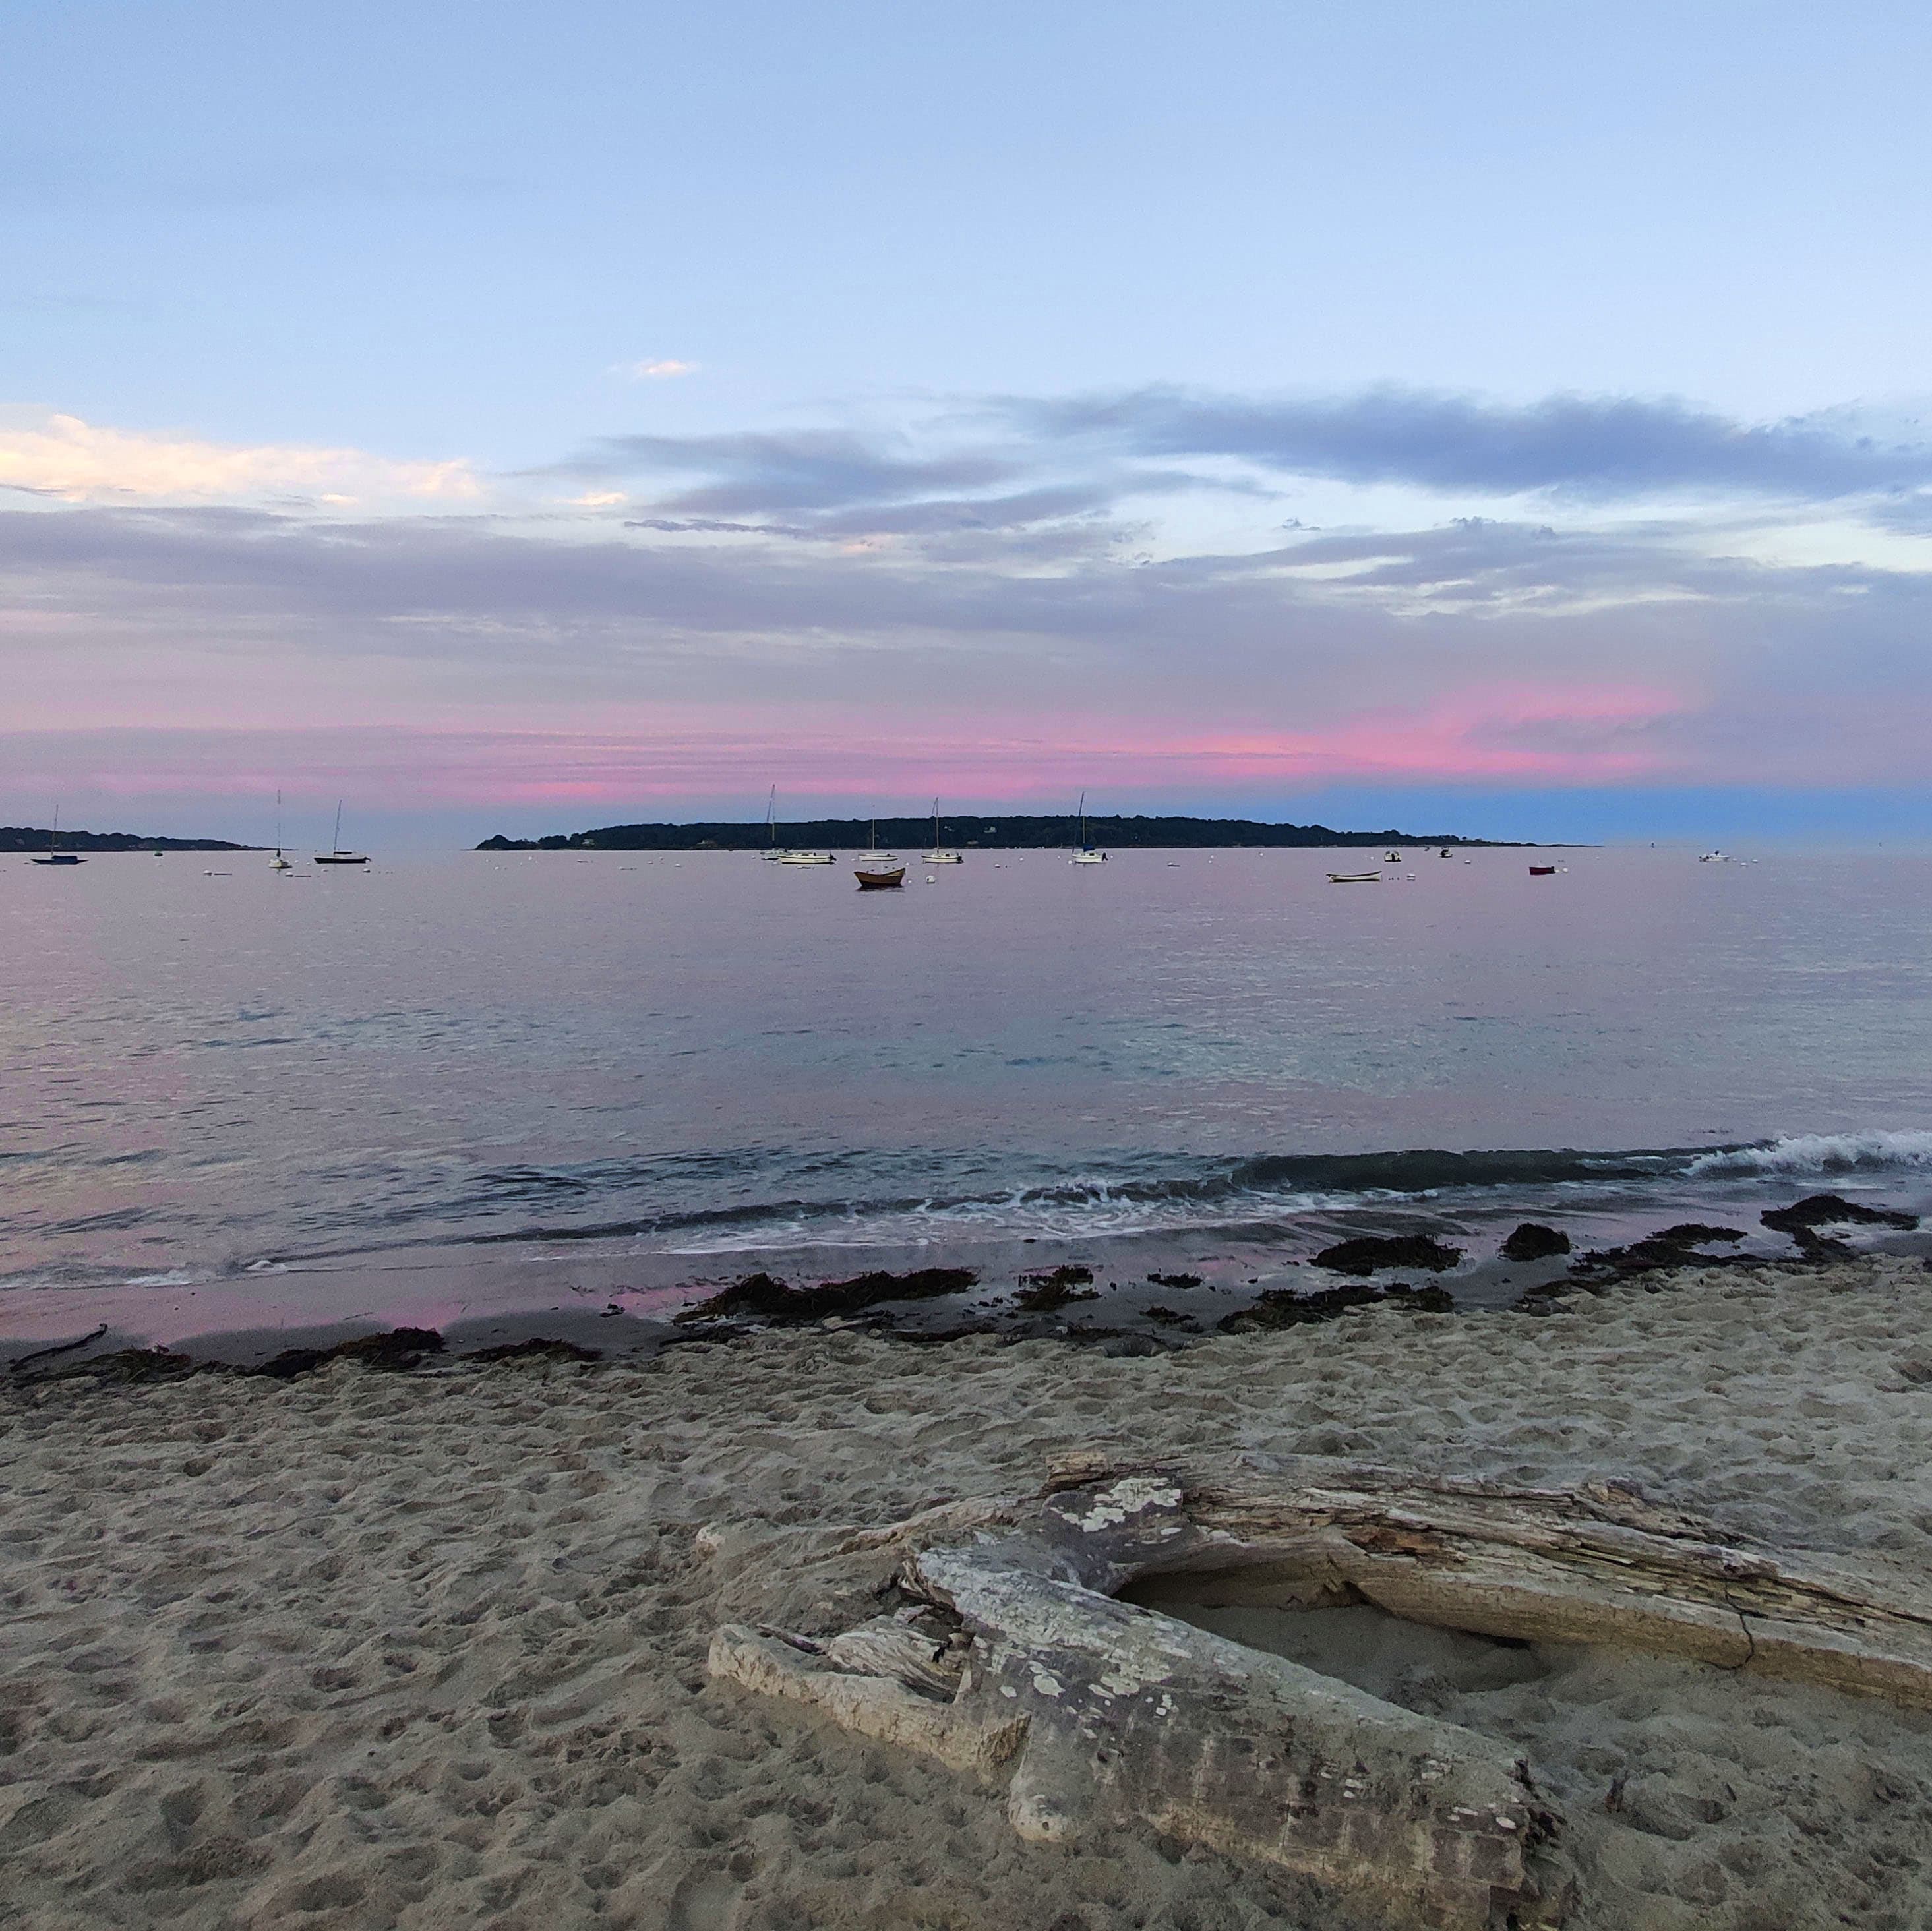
(7, 1257), (1932, 1930)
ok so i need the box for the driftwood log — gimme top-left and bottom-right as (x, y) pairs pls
(708, 1459), (1932, 1930)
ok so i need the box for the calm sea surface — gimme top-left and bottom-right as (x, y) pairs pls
(5, 845), (1931, 1341)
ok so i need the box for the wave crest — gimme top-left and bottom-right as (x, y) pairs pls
(1688, 1131), (1932, 1177)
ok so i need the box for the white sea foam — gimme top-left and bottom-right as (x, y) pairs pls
(665, 1183), (1442, 1255)
(1689, 1131), (1932, 1177)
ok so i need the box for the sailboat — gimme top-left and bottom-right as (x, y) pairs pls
(854, 819), (905, 889)
(764, 785), (835, 862)
(922, 797), (963, 864)
(270, 790), (293, 870)
(313, 801), (369, 866)
(1069, 790), (1107, 864)
(30, 807), (84, 865)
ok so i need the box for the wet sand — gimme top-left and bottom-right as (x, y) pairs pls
(7, 1257), (1932, 1929)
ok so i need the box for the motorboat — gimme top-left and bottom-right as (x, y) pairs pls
(777, 850), (835, 865)
(314, 800), (369, 865)
(1384, 850), (1402, 862)
(1326, 870), (1381, 883)
(922, 796), (963, 863)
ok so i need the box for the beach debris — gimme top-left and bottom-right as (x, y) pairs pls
(1501, 1222), (1572, 1262)
(255, 1326), (446, 1379)
(1218, 1280), (1454, 1331)
(462, 1336), (602, 1365)
(1568, 1223), (1747, 1282)
(675, 1267), (978, 1327)
(5, 1323), (111, 1373)
(713, 1458), (1932, 1929)
(28, 1345), (201, 1385)
(1755, 1194), (1917, 1264)
(1013, 1265), (1098, 1313)
(1311, 1232), (1464, 1275)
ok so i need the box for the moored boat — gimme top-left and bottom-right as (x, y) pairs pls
(314, 800), (369, 865)
(922, 796), (963, 863)
(1327, 870), (1381, 883)
(855, 819), (904, 888)
(1528, 864), (1557, 876)
(30, 808), (84, 865)
(1070, 790), (1107, 864)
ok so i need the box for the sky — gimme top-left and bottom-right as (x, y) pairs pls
(7, 0), (1932, 847)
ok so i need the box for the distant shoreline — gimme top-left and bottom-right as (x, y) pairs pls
(477, 812), (1536, 852)
(0, 826), (256, 852)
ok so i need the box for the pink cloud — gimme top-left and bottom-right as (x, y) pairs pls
(3, 682), (1693, 812)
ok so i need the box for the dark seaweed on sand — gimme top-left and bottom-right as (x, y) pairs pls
(675, 1267), (979, 1327)
(1311, 1233), (1463, 1276)
(1220, 1280), (1454, 1332)
(1501, 1222), (1572, 1263)
(1762, 1193), (1919, 1235)
(1013, 1265), (1099, 1313)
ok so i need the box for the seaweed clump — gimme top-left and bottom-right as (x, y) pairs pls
(1569, 1224), (1746, 1283)
(676, 1267), (979, 1327)
(255, 1327), (447, 1379)
(1501, 1222), (1571, 1263)
(1312, 1234), (1463, 1276)
(1219, 1280), (1454, 1332)
(1013, 1265), (1099, 1313)
(1761, 1194), (1919, 1258)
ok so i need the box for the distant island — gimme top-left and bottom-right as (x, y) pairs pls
(0, 826), (256, 853)
(477, 814), (1521, 853)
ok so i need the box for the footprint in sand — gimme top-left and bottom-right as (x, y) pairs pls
(667, 1866), (742, 1931)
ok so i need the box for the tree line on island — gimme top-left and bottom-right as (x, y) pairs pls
(477, 814), (1520, 852)
(0, 825), (253, 852)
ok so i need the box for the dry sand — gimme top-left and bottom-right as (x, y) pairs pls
(7, 1257), (1932, 1930)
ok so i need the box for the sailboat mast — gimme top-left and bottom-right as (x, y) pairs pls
(766, 784), (776, 850)
(333, 800), (344, 854)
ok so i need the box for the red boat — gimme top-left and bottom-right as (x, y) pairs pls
(1528, 864), (1557, 876)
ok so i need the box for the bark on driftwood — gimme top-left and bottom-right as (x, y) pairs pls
(708, 1458), (1932, 1930)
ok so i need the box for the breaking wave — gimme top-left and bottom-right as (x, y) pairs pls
(1687, 1131), (1932, 1178)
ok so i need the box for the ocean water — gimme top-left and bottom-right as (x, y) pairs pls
(5, 843), (1931, 1342)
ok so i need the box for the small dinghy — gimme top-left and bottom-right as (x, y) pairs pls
(855, 820), (904, 888)
(1327, 870), (1381, 883)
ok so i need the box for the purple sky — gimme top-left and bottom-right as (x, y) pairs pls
(7, 3), (1932, 845)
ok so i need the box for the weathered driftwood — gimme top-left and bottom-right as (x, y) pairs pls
(707, 1460), (1932, 1930)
